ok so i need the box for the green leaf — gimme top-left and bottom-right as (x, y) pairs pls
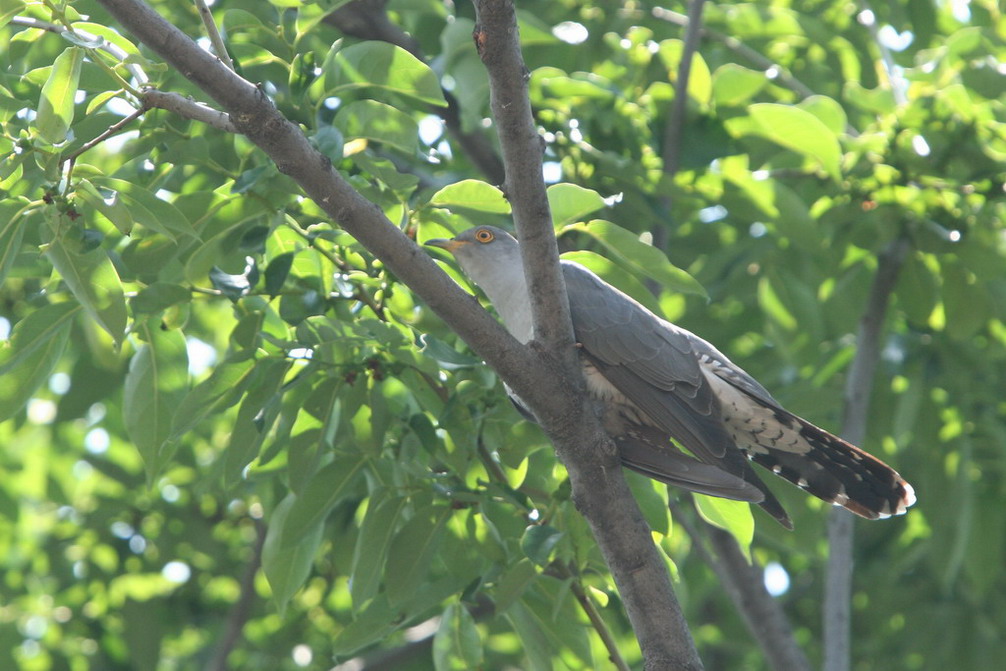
(385, 505), (450, 607)
(131, 283), (191, 315)
(520, 524), (563, 566)
(73, 179), (134, 236)
(693, 494), (755, 561)
(493, 558), (537, 612)
(350, 493), (408, 607)
(658, 39), (712, 106)
(334, 99), (420, 154)
(433, 603), (484, 671)
(547, 183), (607, 227)
(91, 177), (197, 240)
(430, 179), (511, 214)
(223, 358), (291, 483)
(36, 46), (83, 143)
(842, 81), (896, 115)
(0, 303), (78, 421)
(169, 358), (257, 440)
(419, 334), (481, 370)
(281, 454), (366, 545)
(561, 250), (663, 313)
(757, 276), (798, 331)
(262, 493), (325, 615)
(122, 320), (189, 481)
(712, 64), (766, 106)
(325, 41), (447, 107)
(798, 95), (848, 135)
(264, 252), (294, 297)
(564, 220), (707, 298)
(331, 594), (400, 655)
(505, 602), (553, 671)
(748, 103), (842, 180)
(0, 198), (28, 286)
(42, 215), (127, 345)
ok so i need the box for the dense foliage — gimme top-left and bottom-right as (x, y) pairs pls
(1, 0), (1004, 669)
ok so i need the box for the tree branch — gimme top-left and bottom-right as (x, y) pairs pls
(194, 0), (234, 71)
(472, 3), (702, 668)
(472, 1), (570, 351)
(141, 90), (238, 132)
(824, 235), (910, 671)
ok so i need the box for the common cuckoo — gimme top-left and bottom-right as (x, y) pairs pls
(428, 226), (916, 528)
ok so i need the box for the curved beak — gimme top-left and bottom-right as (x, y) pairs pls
(425, 238), (467, 255)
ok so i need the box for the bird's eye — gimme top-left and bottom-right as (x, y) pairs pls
(475, 229), (495, 243)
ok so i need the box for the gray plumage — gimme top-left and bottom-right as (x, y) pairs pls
(427, 226), (916, 528)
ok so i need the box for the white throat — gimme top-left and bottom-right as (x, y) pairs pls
(461, 258), (534, 343)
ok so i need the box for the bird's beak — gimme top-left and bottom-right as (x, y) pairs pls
(425, 238), (467, 255)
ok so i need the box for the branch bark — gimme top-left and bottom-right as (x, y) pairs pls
(824, 236), (910, 671)
(95, 0), (702, 667)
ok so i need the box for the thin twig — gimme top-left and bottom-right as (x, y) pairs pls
(61, 105), (146, 167)
(567, 575), (631, 671)
(194, 0), (235, 71)
(12, 14), (148, 88)
(652, 0), (705, 270)
(283, 217), (387, 319)
(823, 235), (910, 671)
(142, 90), (238, 133)
(661, 0), (706, 177)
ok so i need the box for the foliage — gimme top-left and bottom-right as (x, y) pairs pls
(1, 0), (1005, 669)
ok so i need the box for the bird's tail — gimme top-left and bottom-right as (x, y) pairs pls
(748, 412), (916, 520)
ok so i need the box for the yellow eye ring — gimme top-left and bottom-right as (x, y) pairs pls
(475, 228), (495, 243)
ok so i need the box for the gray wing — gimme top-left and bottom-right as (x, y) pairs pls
(561, 262), (738, 467)
(561, 262), (792, 526)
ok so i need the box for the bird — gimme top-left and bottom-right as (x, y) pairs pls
(427, 225), (916, 528)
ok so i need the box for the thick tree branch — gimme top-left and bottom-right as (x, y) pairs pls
(95, 1), (702, 667)
(824, 236), (910, 671)
(472, 3), (702, 669)
(472, 1), (570, 351)
(324, 0), (505, 183)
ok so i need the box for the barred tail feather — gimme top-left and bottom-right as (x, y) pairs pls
(749, 415), (916, 520)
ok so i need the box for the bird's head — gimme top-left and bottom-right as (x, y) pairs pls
(426, 225), (523, 289)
